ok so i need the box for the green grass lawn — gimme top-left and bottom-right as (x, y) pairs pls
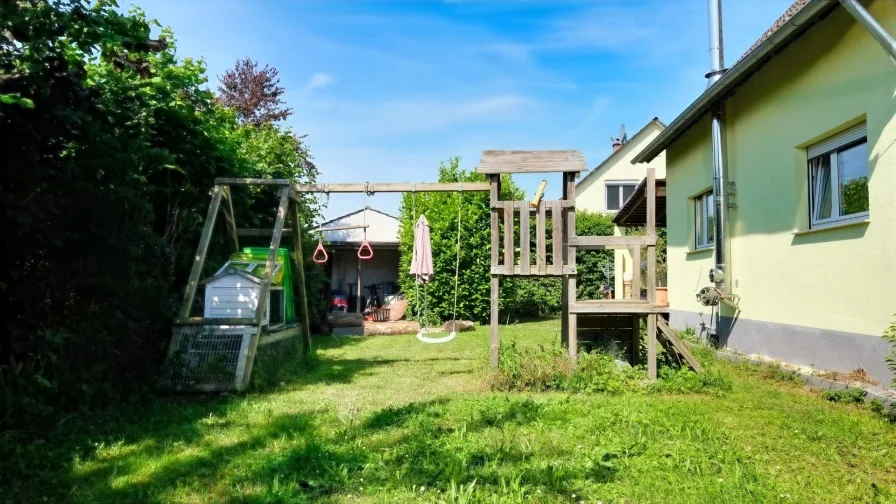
(2, 320), (895, 503)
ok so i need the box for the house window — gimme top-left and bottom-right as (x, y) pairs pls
(808, 123), (869, 228)
(606, 182), (638, 211)
(695, 191), (714, 250)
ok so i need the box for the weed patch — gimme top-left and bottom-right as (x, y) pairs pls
(491, 338), (730, 396)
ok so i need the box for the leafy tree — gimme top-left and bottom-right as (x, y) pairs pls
(841, 176), (869, 216)
(0, 2), (322, 427)
(218, 57), (292, 126)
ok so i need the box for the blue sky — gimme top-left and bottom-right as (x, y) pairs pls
(127, 0), (794, 220)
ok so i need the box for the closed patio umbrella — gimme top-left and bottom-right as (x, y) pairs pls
(410, 215), (434, 283)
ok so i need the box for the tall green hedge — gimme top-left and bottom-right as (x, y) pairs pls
(397, 160), (618, 323)
(398, 158), (522, 324)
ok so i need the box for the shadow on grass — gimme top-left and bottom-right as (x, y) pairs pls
(2, 392), (617, 502)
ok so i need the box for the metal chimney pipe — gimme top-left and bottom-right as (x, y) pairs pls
(705, 0), (725, 87)
(706, 0), (730, 335)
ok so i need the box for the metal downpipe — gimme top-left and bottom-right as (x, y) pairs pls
(838, 0), (896, 64)
(707, 0), (729, 337)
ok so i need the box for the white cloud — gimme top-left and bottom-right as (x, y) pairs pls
(301, 94), (535, 138)
(475, 42), (533, 64)
(303, 72), (335, 93)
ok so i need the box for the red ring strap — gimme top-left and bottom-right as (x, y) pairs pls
(357, 241), (373, 260)
(312, 243), (328, 264)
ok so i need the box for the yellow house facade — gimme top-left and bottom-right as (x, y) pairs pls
(635, 0), (896, 386)
(575, 119), (666, 297)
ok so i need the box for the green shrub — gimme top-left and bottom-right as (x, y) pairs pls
(870, 400), (896, 424)
(649, 368), (732, 395)
(565, 351), (642, 394)
(821, 388), (867, 404)
(574, 211), (617, 300)
(883, 315), (896, 378)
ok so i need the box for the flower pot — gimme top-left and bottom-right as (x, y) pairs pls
(655, 287), (669, 307)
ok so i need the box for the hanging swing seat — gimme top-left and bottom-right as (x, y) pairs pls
(416, 328), (456, 344)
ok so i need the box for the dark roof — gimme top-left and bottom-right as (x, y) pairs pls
(736, 0), (811, 63)
(612, 178), (667, 228)
(576, 118), (666, 188)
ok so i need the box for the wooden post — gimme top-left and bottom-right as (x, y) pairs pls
(631, 245), (641, 301)
(290, 198), (313, 357)
(490, 176), (500, 272)
(241, 187), (291, 389)
(356, 257), (362, 314)
(647, 313), (657, 380)
(631, 315), (640, 366)
(222, 186), (240, 252)
(536, 201), (546, 274)
(490, 275), (499, 368)
(560, 175), (569, 347)
(178, 186), (223, 320)
(489, 175), (500, 368)
(565, 172), (577, 365)
(520, 201), (530, 275)
(551, 200), (563, 274)
(503, 200), (514, 272)
(646, 168), (657, 306)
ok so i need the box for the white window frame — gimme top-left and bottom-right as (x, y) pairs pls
(694, 190), (714, 250)
(807, 123), (869, 229)
(605, 180), (639, 212)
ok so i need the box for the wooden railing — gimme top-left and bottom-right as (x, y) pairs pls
(489, 200), (571, 276)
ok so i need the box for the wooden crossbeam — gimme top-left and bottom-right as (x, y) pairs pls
(290, 200), (313, 358)
(178, 186), (223, 320)
(221, 186), (240, 252)
(315, 224), (369, 232)
(240, 187), (291, 390)
(214, 179), (491, 192)
(569, 301), (667, 314)
(175, 317), (256, 326)
(236, 228), (295, 237)
(570, 235), (656, 248)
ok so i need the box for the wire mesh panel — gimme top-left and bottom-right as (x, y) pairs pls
(162, 325), (255, 391)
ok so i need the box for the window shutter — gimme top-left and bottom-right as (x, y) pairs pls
(808, 123), (867, 158)
(607, 187), (620, 210)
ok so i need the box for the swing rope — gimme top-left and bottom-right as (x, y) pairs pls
(417, 187), (463, 344)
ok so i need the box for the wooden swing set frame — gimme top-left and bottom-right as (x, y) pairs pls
(166, 150), (699, 391)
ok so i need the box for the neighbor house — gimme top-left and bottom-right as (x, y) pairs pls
(633, 0), (896, 385)
(576, 118), (666, 298)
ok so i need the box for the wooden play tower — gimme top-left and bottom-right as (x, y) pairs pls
(478, 150), (697, 379)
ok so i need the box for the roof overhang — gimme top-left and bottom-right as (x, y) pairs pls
(612, 178), (666, 228)
(632, 0), (838, 164)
